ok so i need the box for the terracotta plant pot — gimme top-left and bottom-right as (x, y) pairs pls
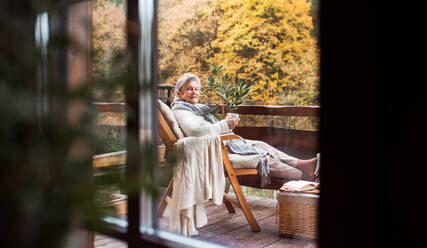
(157, 144), (166, 162)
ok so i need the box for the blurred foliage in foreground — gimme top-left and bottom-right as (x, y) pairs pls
(1, 1), (135, 247)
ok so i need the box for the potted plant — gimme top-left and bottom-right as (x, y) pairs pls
(204, 65), (254, 117)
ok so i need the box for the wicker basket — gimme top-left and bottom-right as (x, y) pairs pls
(277, 191), (319, 240)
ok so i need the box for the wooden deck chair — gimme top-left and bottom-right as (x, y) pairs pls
(156, 100), (261, 232)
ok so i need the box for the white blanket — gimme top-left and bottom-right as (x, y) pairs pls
(169, 135), (225, 236)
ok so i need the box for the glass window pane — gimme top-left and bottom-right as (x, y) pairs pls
(157, 0), (320, 246)
(92, 0), (128, 224)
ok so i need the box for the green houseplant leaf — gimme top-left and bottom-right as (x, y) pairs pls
(204, 64), (254, 111)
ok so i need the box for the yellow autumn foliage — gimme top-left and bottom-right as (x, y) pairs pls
(210, 0), (318, 105)
(158, 0), (319, 107)
(158, 0), (218, 90)
(92, 0), (319, 108)
(92, 0), (127, 102)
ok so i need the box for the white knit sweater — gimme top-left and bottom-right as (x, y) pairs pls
(172, 108), (261, 170)
(169, 135), (225, 236)
(172, 109), (230, 137)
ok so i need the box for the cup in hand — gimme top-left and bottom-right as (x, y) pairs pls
(226, 112), (240, 120)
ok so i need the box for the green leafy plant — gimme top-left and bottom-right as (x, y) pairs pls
(204, 64), (254, 113)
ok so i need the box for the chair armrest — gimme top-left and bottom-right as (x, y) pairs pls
(219, 134), (241, 141)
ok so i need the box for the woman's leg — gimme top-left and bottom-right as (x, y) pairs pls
(245, 139), (317, 180)
(268, 156), (304, 180)
(245, 139), (299, 167)
(296, 157), (318, 180)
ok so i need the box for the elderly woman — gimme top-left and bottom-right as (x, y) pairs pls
(171, 73), (319, 189)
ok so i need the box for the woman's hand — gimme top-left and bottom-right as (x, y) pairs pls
(225, 116), (239, 130)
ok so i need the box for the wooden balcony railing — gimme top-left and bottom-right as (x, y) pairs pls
(93, 101), (320, 160)
(93, 102), (126, 113)
(227, 105), (320, 159)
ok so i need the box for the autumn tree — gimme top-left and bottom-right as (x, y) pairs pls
(208, 0), (319, 105)
(92, 0), (127, 153)
(158, 0), (319, 106)
(157, 0), (218, 95)
(92, 0), (126, 102)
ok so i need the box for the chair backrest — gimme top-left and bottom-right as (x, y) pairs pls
(157, 100), (184, 151)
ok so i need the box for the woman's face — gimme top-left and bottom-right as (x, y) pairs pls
(177, 80), (200, 104)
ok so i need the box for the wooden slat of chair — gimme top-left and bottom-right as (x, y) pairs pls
(157, 176), (174, 217)
(156, 102), (260, 232)
(157, 108), (177, 151)
(156, 102), (177, 217)
(219, 134), (260, 232)
(223, 178), (235, 214)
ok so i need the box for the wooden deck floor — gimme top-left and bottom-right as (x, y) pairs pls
(95, 195), (317, 248)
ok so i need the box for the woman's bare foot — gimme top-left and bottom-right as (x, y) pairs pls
(297, 157), (318, 181)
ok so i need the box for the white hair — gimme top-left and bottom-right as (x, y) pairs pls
(175, 73), (201, 94)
